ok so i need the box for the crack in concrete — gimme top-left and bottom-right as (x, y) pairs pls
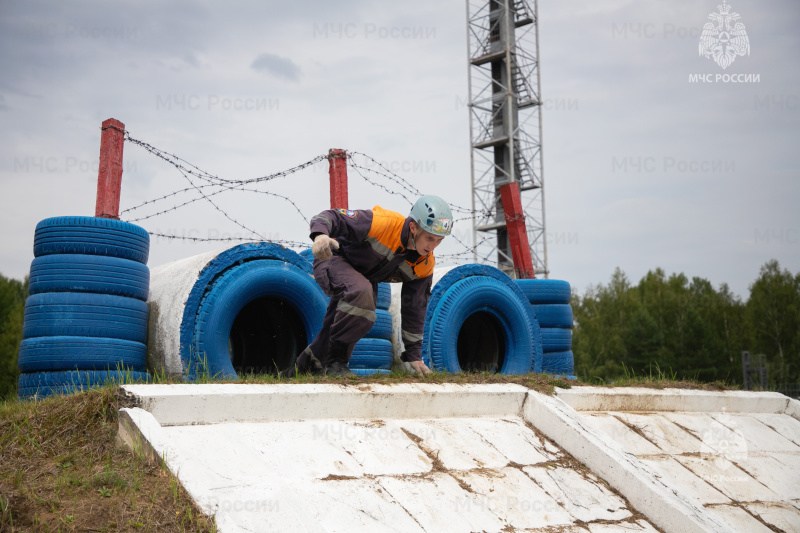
(372, 476), (428, 532)
(734, 502), (786, 533)
(400, 428), (445, 474)
(319, 474), (359, 481)
(759, 419), (800, 448)
(612, 414), (663, 450)
(669, 420), (704, 442)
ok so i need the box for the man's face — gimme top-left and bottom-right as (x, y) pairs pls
(410, 223), (445, 255)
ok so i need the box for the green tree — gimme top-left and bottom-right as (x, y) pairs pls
(572, 268), (635, 382)
(0, 274), (27, 400)
(746, 260), (800, 385)
(573, 267), (751, 384)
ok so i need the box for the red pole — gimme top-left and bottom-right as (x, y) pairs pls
(328, 149), (348, 210)
(95, 118), (126, 219)
(499, 182), (535, 279)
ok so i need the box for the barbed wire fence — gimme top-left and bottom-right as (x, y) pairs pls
(121, 132), (502, 265)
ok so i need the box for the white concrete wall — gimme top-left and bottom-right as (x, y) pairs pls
(146, 248), (224, 377)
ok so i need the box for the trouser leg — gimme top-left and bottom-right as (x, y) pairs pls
(318, 256), (376, 347)
(292, 257), (376, 372)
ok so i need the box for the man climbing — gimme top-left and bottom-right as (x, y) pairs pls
(282, 195), (453, 377)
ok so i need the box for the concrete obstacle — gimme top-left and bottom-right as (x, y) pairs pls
(147, 243), (327, 379)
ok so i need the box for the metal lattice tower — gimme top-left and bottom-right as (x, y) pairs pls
(467, 0), (548, 276)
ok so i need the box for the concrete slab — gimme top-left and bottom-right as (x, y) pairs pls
(636, 456), (730, 505)
(118, 384), (800, 532)
(119, 383), (530, 425)
(613, 412), (704, 455)
(577, 413), (664, 455)
(704, 505), (775, 533)
(119, 384), (660, 532)
(554, 387), (793, 414)
(522, 465), (632, 522)
(549, 387), (800, 533)
(587, 520), (660, 532)
(745, 501), (800, 532)
(746, 412), (800, 447)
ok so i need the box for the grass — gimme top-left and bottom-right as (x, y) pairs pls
(0, 367), (740, 532)
(0, 385), (216, 533)
(582, 362), (736, 391)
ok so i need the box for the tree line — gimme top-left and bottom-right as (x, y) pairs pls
(572, 260), (799, 388)
(0, 275), (26, 400)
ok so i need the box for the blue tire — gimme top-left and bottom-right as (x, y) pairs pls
(299, 248), (314, 264)
(365, 309), (392, 340)
(541, 328), (572, 353)
(23, 292), (149, 343)
(514, 279), (571, 304)
(17, 370), (151, 399)
(532, 304), (573, 328)
(34, 217), (150, 264)
(349, 338), (394, 370)
(541, 351), (574, 375)
(350, 369), (391, 377)
(426, 276), (534, 375)
(423, 264), (542, 374)
(29, 254), (150, 301)
(376, 283), (391, 311)
(192, 260), (328, 379)
(18, 336), (147, 373)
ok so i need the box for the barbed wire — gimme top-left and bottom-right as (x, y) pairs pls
(121, 132), (326, 241)
(124, 184), (308, 225)
(121, 133), (511, 268)
(347, 152), (484, 218)
(148, 232), (308, 248)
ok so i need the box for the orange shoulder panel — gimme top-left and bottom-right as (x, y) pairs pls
(367, 206), (406, 250)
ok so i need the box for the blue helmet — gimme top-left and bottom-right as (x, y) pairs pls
(410, 195), (453, 237)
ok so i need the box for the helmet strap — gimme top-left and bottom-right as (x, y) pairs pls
(407, 222), (417, 251)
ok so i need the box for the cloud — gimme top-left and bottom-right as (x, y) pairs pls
(250, 53), (301, 81)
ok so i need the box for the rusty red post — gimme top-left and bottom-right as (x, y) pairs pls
(499, 182), (535, 279)
(328, 149), (348, 210)
(95, 118), (126, 219)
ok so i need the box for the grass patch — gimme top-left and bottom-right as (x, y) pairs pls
(0, 386), (216, 533)
(580, 362), (737, 391)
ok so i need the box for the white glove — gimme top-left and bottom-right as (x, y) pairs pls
(312, 234), (339, 261)
(408, 360), (432, 375)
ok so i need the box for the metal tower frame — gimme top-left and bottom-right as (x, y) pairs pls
(467, 0), (548, 276)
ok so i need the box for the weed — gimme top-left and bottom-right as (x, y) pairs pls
(0, 493), (13, 529)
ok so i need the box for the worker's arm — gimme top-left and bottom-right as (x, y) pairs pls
(309, 209), (373, 260)
(399, 276), (432, 375)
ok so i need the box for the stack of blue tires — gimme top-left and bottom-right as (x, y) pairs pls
(515, 279), (575, 377)
(18, 217), (152, 399)
(422, 265), (544, 375)
(420, 264), (574, 377)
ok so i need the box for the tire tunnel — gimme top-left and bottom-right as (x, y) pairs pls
(147, 243), (327, 379)
(420, 264), (544, 375)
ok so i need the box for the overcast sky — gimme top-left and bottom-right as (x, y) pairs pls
(1, 0), (797, 299)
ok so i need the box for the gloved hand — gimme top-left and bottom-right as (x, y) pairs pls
(408, 360), (432, 376)
(312, 234), (339, 261)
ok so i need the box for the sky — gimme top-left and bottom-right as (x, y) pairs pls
(1, 0), (798, 299)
